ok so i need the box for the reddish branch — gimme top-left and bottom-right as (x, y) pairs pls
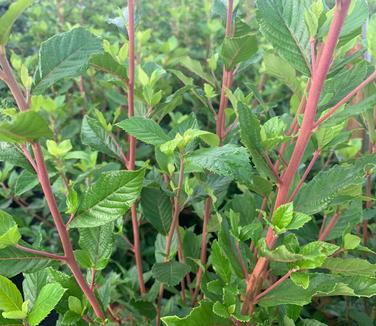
(126, 0), (146, 296)
(194, 0), (234, 302)
(241, 0), (352, 315)
(319, 207), (341, 241)
(0, 45), (105, 320)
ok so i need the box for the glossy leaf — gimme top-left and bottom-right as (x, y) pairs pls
(70, 169), (145, 228)
(0, 210), (21, 249)
(0, 275), (23, 312)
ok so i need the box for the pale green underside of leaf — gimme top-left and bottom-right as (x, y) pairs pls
(0, 246), (53, 277)
(70, 169), (145, 228)
(0, 111), (52, 143)
(28, 283), (65, 326)
(90, 52), (128, 82)
(256, 0), (311, 75)
(322, 257), (376, 277)
(33, 27), (103, 93)
(295, 155), (376, 215)
(162, 301), (231, 326)
(0, 0), (34, 44)
(259, 273), (376, 307)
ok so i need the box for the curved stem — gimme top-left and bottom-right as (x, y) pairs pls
(0, 46), (105, 320)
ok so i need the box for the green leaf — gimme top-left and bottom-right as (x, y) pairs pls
(15, 170), (39, 196)
(22, 270), (48, 310)
(210, 240), (231, 284)
(79, 222), (114, 270)
(33, 27), (103, 93)
(70, 169), (145, 228)
(256, 0), (311, 75)
(272, 203), (294, 230)
(367, 14), (376, 65)
(0, 0), (34, 44)
(0, 111), (52, 143)
(151, 261), (190, 286)
(237, 103), (276, 181)
(161, 301), (231, 326)
(81, 115), (119, 159)
(90, 52), (128, 82)
(185, 144), (253, 185)
(0, 246), (52, 278)
(0, 210), (20, 249)
(322, 257), (376, 277)
(343, 233), (361, 250)
(141, 188), (172, 235)
(291, 272), (310, 290)
(221, 35), (258, 70)
(180, 56), (215, 85)
(295, 155), (376, 215)
(0, 143), (33, 172)
(117, 117), (171, 145)
(263, 53), (302, 95)
(0, 275), (23, 312)
(68, 296), (82, 315)
(28, 283), (65, 326)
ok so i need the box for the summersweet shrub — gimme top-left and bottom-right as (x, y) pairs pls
(0, 0), (375, 325)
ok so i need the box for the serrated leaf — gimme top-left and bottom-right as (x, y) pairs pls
(0, 143), (33, 172)
(0, 111), (52, 143)
(0, 275), (23, 312)
(0, 210), (20, 250)
(237, 103), (276, 181)
(90, 52), (128, 82)
(221, 35), (258, 70)
(210, 240), (231, 284)
(185, 144), (253, 185)
(322, 257), (376, 277)
(79, 222), (114, 270)
(117, 117), (170, 145)
(295, 155), (376, 215)
(22, 270), (48, 310)
(70, 169), (145, 228)
(161, 301), (231, 326)
(15, 170), (39, 196)
(141, 188), (172, 235)
(0, 0), (34, 44)
(152, 261), (190, 286)
(0, 246), (52, 278)
(33, 27), (103, 93)
(256, 0), (311, 75)
(28, 283), (65, 326)
(343, 233), (361, 250)
(81, 115), (119, 159)
(272, 203), (294, 230)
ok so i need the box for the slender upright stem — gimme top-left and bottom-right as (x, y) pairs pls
(242, 0), (352, 315)
(126, 0), (146, 295)
(157, 156), (185, 325)
(194, 0), (235, 301)
(0, 46), (105, 320)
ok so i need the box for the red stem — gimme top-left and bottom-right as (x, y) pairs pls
(16, 244), (65, 260)
(319, 207), (340, 241)
(314, 70), (376, 128)
(242, 0), (352, 315)
(0, 46), (105, 320)
(253, 269), (297, 303)
(288, 149), (321, 202)
(126, 0), (146, 295)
